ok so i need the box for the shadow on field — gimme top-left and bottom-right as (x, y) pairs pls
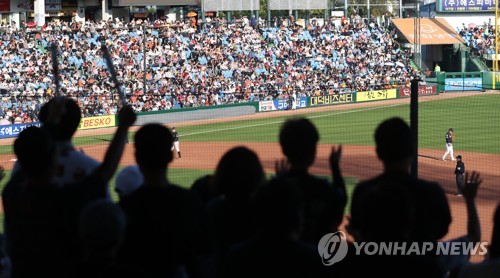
(418, 154), (442, 161)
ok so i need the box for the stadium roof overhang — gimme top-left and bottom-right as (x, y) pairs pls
(391, 18), (466, 45)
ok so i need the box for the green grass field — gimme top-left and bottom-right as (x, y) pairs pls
(0, 94), (496, 155)
(0, 94), (497, 234)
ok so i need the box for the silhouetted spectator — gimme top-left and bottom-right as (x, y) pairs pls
(276, 118), (346, 244)
(76, 200), (126, 277)
(333, 178), (444, 278)
(117, 124), (206, 278)
(354, 180), (416, 242)
(205, 146), (265, 276)
(190, 174), (215, 207)
(12, 97), (112, 198)
(2, 102), (135, 278)
(0, 168), (11, 278)
(459, 203), (500, 278)
(349, 117), (458, 277)
(444, 171), (482, 276)
(350, 117), (451, 243)
(221, 178), (322, 278)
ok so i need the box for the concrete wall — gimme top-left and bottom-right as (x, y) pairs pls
(135, 105), (257, 126)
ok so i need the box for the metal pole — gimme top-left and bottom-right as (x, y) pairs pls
(495, 1), (498, 74)
(201, 0), (206, 26)
(143, 24), (147, 96)
(344, 0), (348, 17)
(410, 78), (419, 178)
(367, 0), (370, 20)
(267, 0), (271, 24)
(400, 0), (403, 18)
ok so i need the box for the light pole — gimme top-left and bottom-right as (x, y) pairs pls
(413, 1), (421, 69)
(143, 24), (147, 96)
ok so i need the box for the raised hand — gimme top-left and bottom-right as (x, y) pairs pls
(463, 171), (482, 201)
(118, 105), (136, 128)
(329, 145), (342, 170)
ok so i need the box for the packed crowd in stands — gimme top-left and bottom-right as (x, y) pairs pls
(0, 14), (418, 124)
(0, 96), (495, 278)
(458, 19), (495, 58)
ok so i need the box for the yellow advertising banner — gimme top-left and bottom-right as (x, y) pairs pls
(357, 89), (397, 102)
(78, 115), (116, 130)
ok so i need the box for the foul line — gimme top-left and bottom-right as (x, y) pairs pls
(180, 103), (403, 138)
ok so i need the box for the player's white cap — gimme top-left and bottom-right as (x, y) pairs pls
(115, 165), (143, 198)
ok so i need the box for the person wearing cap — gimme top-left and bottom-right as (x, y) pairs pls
(115, 165), (143, 199)
(442, 128), (455, 161)
(454, 155), (465, 196)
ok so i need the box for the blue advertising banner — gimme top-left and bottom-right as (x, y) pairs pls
(0, 122), (42, 139)
(444, 78), (483, 91)
(439, 0), (499, 12)
(273, 97), (307, 110)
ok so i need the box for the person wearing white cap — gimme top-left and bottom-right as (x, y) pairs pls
(115, 165), (143, 199)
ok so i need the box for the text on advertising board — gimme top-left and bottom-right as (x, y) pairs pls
(259, 100), (275, 112)
(444, 78), (482, 91)
(0, 122), (42, 139)
(310, 93), (354, 106)
(79, 115), (115, 130)
(440, 0), (499, 12)
(357, 89), (397, 102)
(399, 86), (437, 97)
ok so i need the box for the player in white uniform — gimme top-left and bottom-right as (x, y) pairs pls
(171, 127), (181, 159)
(442, 128), (455, 161)
(292, 91), (297, 110)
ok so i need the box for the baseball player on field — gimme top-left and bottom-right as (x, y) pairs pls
(171, 127), (181, 159)
(442, 128), (455, 161)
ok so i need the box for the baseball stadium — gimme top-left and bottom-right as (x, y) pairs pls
(0, 0), (498, 276)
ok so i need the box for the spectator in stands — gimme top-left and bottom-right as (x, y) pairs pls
(276, 118), (346, 244)
(349, 117), (481, 275)
(190, 174), (215, 207)
(336, 178), (444, 278)
(76, 200), (129, 277)
(459, 203), (500, 278)
(2, 103), (135, 277)
(117, 124), (206, 277)
(205, 146), (265, 276)
(221, 177), (322, 278)
(114, 165), (143, 199)
(349, 117), (451, 243)
(0, 15), (417, 116)
(12, 96), (113, 199)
